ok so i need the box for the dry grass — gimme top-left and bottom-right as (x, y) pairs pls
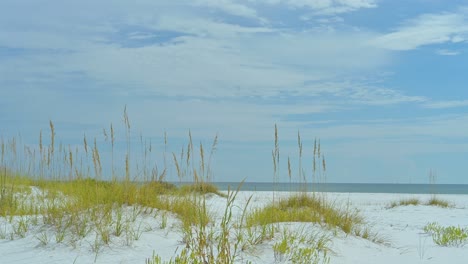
(427, 196), (451, 208)
(387, 198), (421, 208)
(246, 193), (364, 236)
(387, 197), (452, 209)
(1, 115), (381, 263)
(246, 128), (383, 245)
(0, 112), (217, 259)
(178, 182), (226, 197)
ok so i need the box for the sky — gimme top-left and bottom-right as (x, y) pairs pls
(1, 0), (468, 184)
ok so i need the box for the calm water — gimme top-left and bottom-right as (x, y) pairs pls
(204, 182), (468, 195)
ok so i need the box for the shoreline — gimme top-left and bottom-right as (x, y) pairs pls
(167, 181), (468, 194)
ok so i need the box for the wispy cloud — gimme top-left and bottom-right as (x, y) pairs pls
(346, 86), (427, 105)
(2, 1), (468, 183)
(436, 49), (461, 56)
(0, 7), (393, 100)
(423, 100), (468, 109)
(372, 8), (468, 50)
(301, 113), (468, 142)
(0, 0), (423, 144)
(194, 0), (264, 21)
(257, 0), (377, 15)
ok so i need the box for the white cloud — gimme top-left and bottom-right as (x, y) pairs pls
(300, 114), (468, 142)
(155, 16), (273, 37)
(436, 49), (461, 56)
(257, 0), (377, 15)
(372, 10), (468, 50)
(423, 100), (468, 109)
(0, 0), (433, 139)
(296, 81), (426, 105)
(194, 0), (263, 21)
(235, 31), (390, 72)
(3, 0), (435, 140)
(346, 86), (427, 105)
(36, 13), (389, 100)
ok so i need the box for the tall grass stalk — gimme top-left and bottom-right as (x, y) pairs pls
(297, 131), (305, 191)
(0, 109), (218, 254)
(48, 121), (55, 175)
(272, 124), (279, 204)
(0, 112), (369, 263)
(288, 156), (292, 193)
(110, 123), (115, 181)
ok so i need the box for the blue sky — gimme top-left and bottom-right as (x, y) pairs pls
(1, 0), (468, 184)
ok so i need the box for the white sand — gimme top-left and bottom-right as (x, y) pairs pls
(1, 191), (468, 263)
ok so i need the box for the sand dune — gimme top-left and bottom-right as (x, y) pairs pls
(1, 191), (467, 263)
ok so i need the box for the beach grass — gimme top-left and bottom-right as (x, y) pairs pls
(178, 182), (227, 197)
(387, 197), (452, 209)
(1, 110), (385, 263)
(424, 222), (468, 247)
(427, 196), (451, 208)
(246, 193), (363, 234)
(387, 198), (421, 208)
(246, 129), (383, 245)
(0, 111), (219, 260)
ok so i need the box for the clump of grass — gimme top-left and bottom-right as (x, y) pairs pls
(146, 249), (194, 264)
(387, 198), (421, 209)
(387, 197), (452, 209)
(427, 196), (451, 208)
(424, 222), (468, 247)
(426, 169), (452, 208)
(37, 178), (208, 227)
(150, 183), (251, 264)
(273, 227), (330, 264)
(0, 173), (212, 254)
(178, 182), (226, 197)
(241, 223), (277, 251)
(248, 126), (384, 249)
(0, 171), (36, 217)
(247, 193), (364, 236)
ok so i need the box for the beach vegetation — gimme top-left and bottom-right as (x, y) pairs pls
(247, 194), (362, 234)
(0, 110), (218, 261)
(272, 226), (330, 264)
(424, 222), (468, 247)
(426, 169), (452, 208)
(178, 182), (226, 197)
(387, 197), (452, 209)
(387, 197), (421, 208)
(247, 128), (383, 246)
(426, 196), (451, 208)
(1, 110), (385, 263)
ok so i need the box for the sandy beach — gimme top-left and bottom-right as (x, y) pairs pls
(1, 190), (468, 264)
(3, 1), (468, 263)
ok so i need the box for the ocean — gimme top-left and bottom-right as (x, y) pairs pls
(204, 182), (468, 195)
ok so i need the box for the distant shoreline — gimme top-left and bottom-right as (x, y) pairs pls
(172, 182), (468, 194)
